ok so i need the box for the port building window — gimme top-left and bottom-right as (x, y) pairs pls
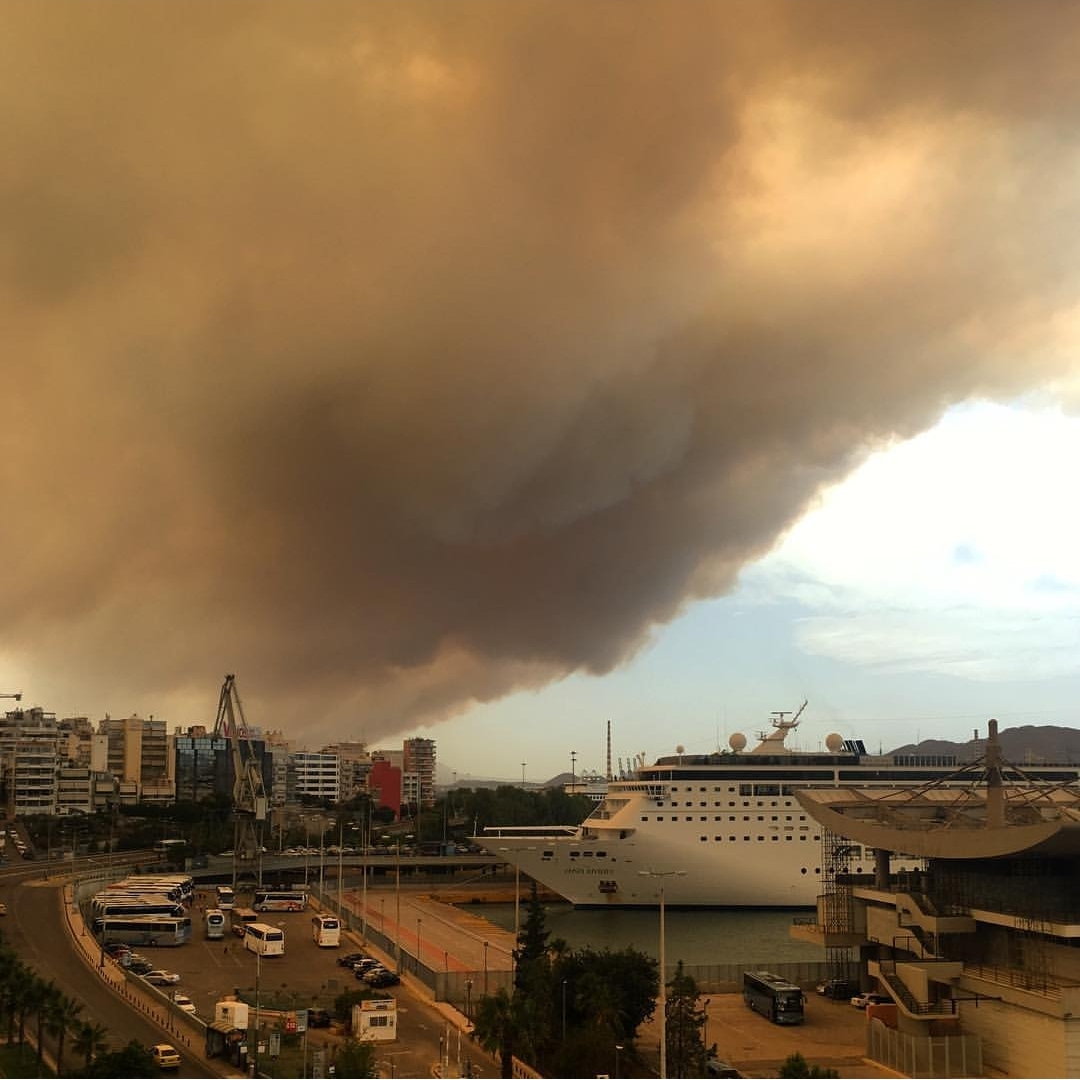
(700, 836), (707, 842)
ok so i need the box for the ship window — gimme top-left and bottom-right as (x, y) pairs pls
(744, 836), (750, 842)
(686, 816), (694, 821)
(700, 836), (707, 842)
(757, 836), (765, 841)
(569, 851), (580, 858)
(700, 816), (707, 822)
(785, 816), (792, 821)
(543, 850), (554, 857)
(801, 868), (807, 874)
(596, 851), (606, 857)
(582, 851), (593, 857)
(814, 868), (820, 874)
(786, 837), (793, 841)
(640, 817), (648, 822)
(730, 836), (736, 841)
(800, 836), (807, 841)
(754, 784), (780, 797)
(700, 787), (706, 792)
(727, 787), (735, 793)
(771, 816), (778, 821)
(700, 801), (706, 807)
(739, 784), (753, 796)
(799, 815), (806, 821)
(713, 816), (721, 821)
(714, 836), (722, 841)
(813, 835), (820, 841)
(771, 836), (778, 841)
(757, 816), (764, 821)
(728, 801), (735, 807)
(743, 816), (750, 821)
(656, 816), (663, 821)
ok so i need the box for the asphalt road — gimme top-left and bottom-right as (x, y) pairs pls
(2, 869), (217, 1077)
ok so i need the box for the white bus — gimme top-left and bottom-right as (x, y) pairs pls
(93, 915), (192, 947)
(244, 922), (286, 957)
(311, 914), (341, 947)
(253, 889), (308, 912)
(205, 909), (226, 939)
(93, 898), (185, 919)
(215, 885), (235, 910)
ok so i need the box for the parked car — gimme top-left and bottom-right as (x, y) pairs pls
(172, 993), (197, 1014)
(338, 952), (367, 968)
(816, 977), (856, 1000)
(307, 1008), (332, 1028)
(851, 991), (892, 1009)
(143, 970), (181, 986)
(150, 1043), (180, 1069)
(366, 970), (400, 988)
(128, 959), (154, 975)
(357, 964), (386, 981)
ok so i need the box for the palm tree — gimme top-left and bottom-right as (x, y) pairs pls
(33, 979), (59, 1066)
(72, 1020), (109, 1074)
(47, 992), (83, 1076)
(472, 988), (518, 1078)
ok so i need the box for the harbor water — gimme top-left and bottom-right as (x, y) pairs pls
(475, 902), (825, 966)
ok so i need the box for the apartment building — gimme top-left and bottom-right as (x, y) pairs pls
(293, 752), (340, 802)
(321, 741), (372, 803)
(403, 737), (436, 809)
(0, 707), (60, 817)
(101, 714), (175, 804)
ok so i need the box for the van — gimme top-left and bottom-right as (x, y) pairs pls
(205, 909), (226, 940)
(706, 1062), (742, 1079)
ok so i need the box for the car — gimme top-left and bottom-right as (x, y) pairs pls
(150, 1043), (180, 1069)
(338, 952), (368, 968)
(356, 964), (385, 981)
(851, 991), (892, 1009)
(171, 992), (197, 1014)
(128, 959), (153, 975)
(105, 943), (132, 958)
(817, 977), (856, 1000)
(307, 1008), (332, 1028)
(366, 970), (400, 988)
(706, 1062), (742, 1079)
(352, 958), (380, 973)
(143, 970), (181, 985)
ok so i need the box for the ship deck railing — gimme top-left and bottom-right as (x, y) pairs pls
(480, 826), (578, 838)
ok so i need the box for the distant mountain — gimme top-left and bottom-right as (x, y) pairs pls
(889, 725), (1080, 766)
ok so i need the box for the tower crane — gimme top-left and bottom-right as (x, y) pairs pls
(212, 674), (267, 888)
(0, 693), (22, 701)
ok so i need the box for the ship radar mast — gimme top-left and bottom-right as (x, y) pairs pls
(752, 699), (808, 752)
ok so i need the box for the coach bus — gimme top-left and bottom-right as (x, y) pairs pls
(742, 970), (805, 1025)
(93, 915), (192, 948)
(244, 923), (286, 957)
(93, 898), (185, 919)
(205, 909), (226, 939)
(253, 889), (308, 912)
(311, 914), (341, 947)
(216, 885), (235, 910)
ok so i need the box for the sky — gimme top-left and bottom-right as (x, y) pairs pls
(3, 3), (1080, 782)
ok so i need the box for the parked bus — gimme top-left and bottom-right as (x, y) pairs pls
(205, 909), (226, 940)
(742, 971), (805, 1025)
(93, 898), (185, 919)
(105, 881), (184, 903)
(215, 885), (235, 910)
(93, 915), (192, 947)
(244, 923), (286, 957)
(311, 914), (340, 947)
(110, 876), (194, 902)
(253, 889), (308, 913)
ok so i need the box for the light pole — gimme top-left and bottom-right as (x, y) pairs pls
(639, 869), (686, 1079)
(521, 761), (526, 785)
(416, 917), (423, 974)
(483, 940), (489, 996)
(615, 1043), (624, 1079)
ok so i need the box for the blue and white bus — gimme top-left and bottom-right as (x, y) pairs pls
(93, 898), (185, 919)
(253, 889), (308, 913)
(743, 971), (805, 1025)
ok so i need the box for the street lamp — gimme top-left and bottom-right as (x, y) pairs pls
(384, 832), (414, 974)
(615, 1043), (624, 1079)
(639, 869), (686, 1080)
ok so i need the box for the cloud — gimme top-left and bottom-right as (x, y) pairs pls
(3, 3), (1080, 739)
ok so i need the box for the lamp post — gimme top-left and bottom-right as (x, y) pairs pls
(615, 1043), (624, 1080)
(483, 940), (489, 996)
(639, 869), (686, 1079)
(465, 977), (473, 1022)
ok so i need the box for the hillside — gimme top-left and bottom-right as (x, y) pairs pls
(889, 724), (1080, 765)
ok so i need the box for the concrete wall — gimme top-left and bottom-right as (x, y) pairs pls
(958, 996), (1080, 1078)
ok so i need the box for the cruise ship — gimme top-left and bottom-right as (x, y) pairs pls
(476, 705), (1080, 908)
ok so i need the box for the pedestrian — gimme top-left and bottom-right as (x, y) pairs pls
(223, 943), (228, 955)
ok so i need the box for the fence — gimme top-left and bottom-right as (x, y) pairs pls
(867, 1016), (982, 1078)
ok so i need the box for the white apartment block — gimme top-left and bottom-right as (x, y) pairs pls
(0, 707), (60, 817)
(292, 752), (340, 802)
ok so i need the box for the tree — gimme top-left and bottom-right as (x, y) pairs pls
(778, 1052), (840, 1078)
(665, 961), (707, 1080)
(47, 991), (83, 1076)
(32, 978), (57, 1066)
(85, 1039), (157, 1077)
(472, 987), (518, 1078)
(333, 1036), (377, 1079)
(72, 1020), (110, 1074)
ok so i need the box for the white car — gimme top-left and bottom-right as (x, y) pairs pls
(172, 992), (196, 1014)
(144, 970), (181, 986)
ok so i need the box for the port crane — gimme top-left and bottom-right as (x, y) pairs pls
(0, 693), (22, 702)
(213, 674), (267, 888)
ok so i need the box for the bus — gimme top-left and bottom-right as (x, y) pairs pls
(205, 909), (226, 939)
(154, 839), (187, 864)
(311, 914), (341, 947)
(110, 876), (194, 902)
(253, 889), (308, 912)
(244, 923), (286, 957)
(93, 898), (185, 919)
(215, 885), (235, 910)
(105, 881), (184, 903)
(742, 971), (805, 1025)
(93, 915), (192, 947)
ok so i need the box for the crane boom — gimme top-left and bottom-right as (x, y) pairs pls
(213, 674), (267, 887)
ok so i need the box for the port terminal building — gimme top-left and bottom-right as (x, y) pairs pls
(792, 719), (1080, 1078)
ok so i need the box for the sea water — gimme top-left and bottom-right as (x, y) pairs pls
(476, 902), (824, 966)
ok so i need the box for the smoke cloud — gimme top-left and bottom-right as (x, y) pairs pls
(3, 2), (1080, 741)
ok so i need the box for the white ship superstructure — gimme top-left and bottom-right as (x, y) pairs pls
(477, 705), (1080, 908)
